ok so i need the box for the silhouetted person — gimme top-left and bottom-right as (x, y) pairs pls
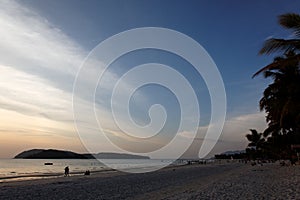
(84, 170), (90, 175)
(64, 166), (70, 176)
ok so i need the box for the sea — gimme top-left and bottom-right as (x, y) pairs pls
(0, 159), (184, 182)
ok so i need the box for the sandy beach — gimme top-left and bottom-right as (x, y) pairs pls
(0, 162), (299, 200)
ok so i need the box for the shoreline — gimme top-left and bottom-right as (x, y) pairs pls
(0, 160), (195, 183)
(0, 160), (225, 184)
(0, 159), (204, 183)
(0, 169), (117, 182)
(0, 162), (299, 199)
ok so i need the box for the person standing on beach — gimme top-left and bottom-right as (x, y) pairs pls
(64, 166), (70, 176)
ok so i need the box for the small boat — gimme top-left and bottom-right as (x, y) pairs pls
(44, 162), (53, 165)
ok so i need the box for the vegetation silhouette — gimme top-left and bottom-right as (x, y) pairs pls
(248, 13), (300, 161)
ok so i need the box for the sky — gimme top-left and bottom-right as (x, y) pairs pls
(0, 0), (299, 158)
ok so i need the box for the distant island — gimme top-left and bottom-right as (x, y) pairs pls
(14, 149), (150, 159)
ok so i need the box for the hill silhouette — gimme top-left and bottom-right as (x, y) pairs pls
(14, 149), (150, 159)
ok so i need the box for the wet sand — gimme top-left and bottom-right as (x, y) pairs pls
(0, 162), (299, 200)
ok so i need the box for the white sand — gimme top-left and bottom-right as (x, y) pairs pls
(0, 163), (299, 200)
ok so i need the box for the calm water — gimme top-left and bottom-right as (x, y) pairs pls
(0, 159), (180, 182)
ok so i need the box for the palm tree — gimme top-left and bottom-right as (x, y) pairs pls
(252, 13), (300, 159)
(259, 52), (300, 136)
(253, 13), (300, 134)
(252, 13), (300, 77)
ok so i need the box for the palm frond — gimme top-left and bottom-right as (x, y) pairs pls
(259, 38), (300, 55)
(252, 54), (300, 78)
(263, 70), (280, 79)
(279, 13), (300, 38)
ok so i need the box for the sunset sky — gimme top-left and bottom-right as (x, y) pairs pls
(1, 0), (299, 158)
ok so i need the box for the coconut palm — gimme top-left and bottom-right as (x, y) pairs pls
(253, 13), (300, 78)
(251, 13), (300, 159)
(259, 52), (300, 136)
(253, 13), (300, 134)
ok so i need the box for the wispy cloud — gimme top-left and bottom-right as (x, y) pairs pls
(0, 1), (85, 92)
(0, 1), (133, 121)
(0, 0), (269, 159)
(0, 65), (73, 121)
(179, 112), (267, 158)
(0, 0), (154, 157)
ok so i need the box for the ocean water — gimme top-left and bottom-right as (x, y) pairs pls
(0, 159), (181, 182)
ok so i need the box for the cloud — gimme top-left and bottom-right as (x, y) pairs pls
(0, 1), (83, 72)
(0, 1), (156, 158)
(0, 1), (269, 159)
(0, 1), (109, 156)
(0, 0), (135, 120)
(179, 112), (267, 158)
(0, 65), (74, 121)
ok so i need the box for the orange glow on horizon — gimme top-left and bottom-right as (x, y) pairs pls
(0, 108), (86, 158)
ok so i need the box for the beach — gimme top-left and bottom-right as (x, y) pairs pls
(0, 162), (299, 200)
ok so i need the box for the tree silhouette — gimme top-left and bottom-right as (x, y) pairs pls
(259, 52), (300, 136)
(245, 129), (265, 159)
(251, 13), (300, 159)
(253, 13), (300, 77)
(246, 129), (265, 149)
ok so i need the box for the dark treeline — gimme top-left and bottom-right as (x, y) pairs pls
(246, 13), (300, 162)
(214, 153), (247, 160)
